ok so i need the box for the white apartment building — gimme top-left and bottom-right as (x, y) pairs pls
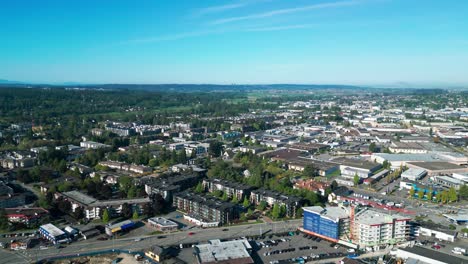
(352, 209), (410, 248)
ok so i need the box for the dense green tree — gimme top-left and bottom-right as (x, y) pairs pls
(418, 189), (425, 200)
(102, 209), (110, 223)
(242, 197), (250, 208)
(0, 209), (9, 231)
(132, 210), (139, 220)
(257, 201), (267, 211)
(208, 141), (224, 157)
(459, 185), (468, 200)
(353, 174), (360, 186)
(271, 203), (280, 219)
(195, 182), (204, 193)
(303, 165), (316, 177)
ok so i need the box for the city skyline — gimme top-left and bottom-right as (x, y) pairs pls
(1, 0), (468, 86)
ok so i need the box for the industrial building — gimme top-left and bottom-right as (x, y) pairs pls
(194, 239), (254, 264)
(401, 168), (427, 181)
(39, 224), (70, 244)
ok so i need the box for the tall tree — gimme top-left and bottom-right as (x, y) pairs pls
(272, 203), (280, 219)
(353, 174), (360, 186)
(102, 209), (110, 223)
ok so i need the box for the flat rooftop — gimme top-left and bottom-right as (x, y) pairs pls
(354, 209), (410, 226)
(62, 190), (97, 206)
(398, 246), (466, 264)
(40, 223), (65, 237)
(195, 239), (253, 264)
(332, 157), (381, 170)
(408, 161), (463, 171)
(303, 206), (349, 221)
(401, 168), (427, 177)
(148, 217), (178, 227)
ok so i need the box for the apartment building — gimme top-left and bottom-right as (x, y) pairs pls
(173, 192), (239, 226)
(250, 188), (302, 218)
(202, 178), (255, 201)
(351, 209), (410, 247)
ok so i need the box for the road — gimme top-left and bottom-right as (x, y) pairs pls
(1, 219), (302, 263)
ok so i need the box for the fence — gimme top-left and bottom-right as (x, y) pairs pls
(36, 248), (158, 264)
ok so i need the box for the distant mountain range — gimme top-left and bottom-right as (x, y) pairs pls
(0, 78), (465, 92)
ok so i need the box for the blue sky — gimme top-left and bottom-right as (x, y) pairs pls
(1, 0), (467, 86)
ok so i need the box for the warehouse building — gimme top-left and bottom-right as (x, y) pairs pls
(401, 168), (427, 181)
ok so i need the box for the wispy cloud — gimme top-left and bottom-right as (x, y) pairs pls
(194, 3), (248, 17)
(245, 23), (317, 32)
(121, 30), (226, 44)
(211, 0), (364, 25)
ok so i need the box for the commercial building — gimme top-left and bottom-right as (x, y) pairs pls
(250, 188), (302, 218)
(333, 157), (382, 179)
(173, 192), (239, 227)
(105, 220), (136, 236)
(147, 217), (178, 232)
(302, 206), (350, 242)
(401, 168), (427, 181)
(392, 246), (466, 264)
(351, 209), (410, 247)
(202, 178), (255, 201)
(194, 239), (254, 264)
(412, 221), (457, 242)
(39, 224), (70, 244)
(433, 175), (465, 190)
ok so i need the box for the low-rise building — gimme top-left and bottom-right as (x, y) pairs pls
(105, 220), (136, 236)
(5, 207), (49, 226)
(412, 221), (457, 242)
(39, 223), (70, 244)
(294, 179), (330, 196)
(407, 161), (468, 176)
(194, 239), (254, 264)
(147, 217), (178, 232)
(333, 157), (382, 179)
(401, 168), (427, 181)
(79, 141), (111, 149)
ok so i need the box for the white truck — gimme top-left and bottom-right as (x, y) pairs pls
(452, 247), (466, 255)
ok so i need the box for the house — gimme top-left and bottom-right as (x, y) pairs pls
(5, 207), (49, 226)
(145, 246), (168, 262)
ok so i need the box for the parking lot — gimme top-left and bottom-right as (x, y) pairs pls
(253, 232), (349, 264)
